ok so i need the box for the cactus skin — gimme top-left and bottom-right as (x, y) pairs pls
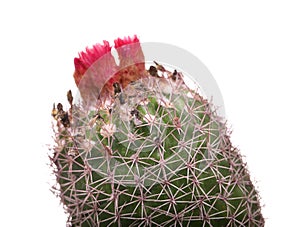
(51, 37), (264, 226)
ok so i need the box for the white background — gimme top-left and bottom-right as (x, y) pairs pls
(1, 1), (299, 226)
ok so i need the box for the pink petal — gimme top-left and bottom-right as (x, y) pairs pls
(73, 41), (113, 86)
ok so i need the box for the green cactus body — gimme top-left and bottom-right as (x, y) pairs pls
(51, 36), (264, 226)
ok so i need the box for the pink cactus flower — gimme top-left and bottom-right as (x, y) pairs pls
(73, 35), (146, 103)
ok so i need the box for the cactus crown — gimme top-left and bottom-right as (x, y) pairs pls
(51, 36), (264, 226)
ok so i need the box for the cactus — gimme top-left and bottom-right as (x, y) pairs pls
(51, 35), (264, 226)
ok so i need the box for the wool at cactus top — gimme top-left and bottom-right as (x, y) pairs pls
(50, 36), (264, 226)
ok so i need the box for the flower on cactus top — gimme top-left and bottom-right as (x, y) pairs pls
(73, 41), (113, 86)
(73, 35), (146, 102)
(114, 35), (146, 88)
(114, 35), (141, 67)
